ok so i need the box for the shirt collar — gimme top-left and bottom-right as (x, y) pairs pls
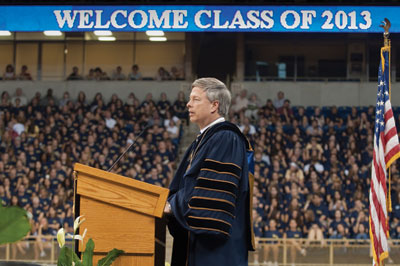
(200, 117), (225, 134)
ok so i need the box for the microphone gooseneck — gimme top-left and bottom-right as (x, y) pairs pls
(107, 124), (150, 172)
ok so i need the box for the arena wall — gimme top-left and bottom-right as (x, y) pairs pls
(1, 80), (400, 107)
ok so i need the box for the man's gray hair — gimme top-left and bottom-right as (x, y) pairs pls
(191, 77), (231, 117)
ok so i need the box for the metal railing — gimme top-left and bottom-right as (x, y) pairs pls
(1, 237), (400, 265)
(249, 238), (400, 266)
(0, 236), (71, 263)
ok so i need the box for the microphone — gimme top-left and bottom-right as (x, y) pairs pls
(107, 124), (150, 172)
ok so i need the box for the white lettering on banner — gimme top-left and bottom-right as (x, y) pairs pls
(128, 10), (147, 28)
(281, 10), (300, 29)
(359, 11), (371, 29)
(110, 10), (127, 29)
(300, 10), (316, 29)
(260, 10), (274, 29)
(194, 10), (211, 29)
(53, 10), (78, 28)
(229, 10), (247, 29)
(321, 10), (334, 29)
(246, 10), (260, 29)
(321, 10), (372, 30)
(172, 10), (188, 28)
(213, 10), (229, 29)
(148, 10), (171, 29)
(94, 10), (110, 29)
(335, 10), (347, 29)
(52, 8), (374, 31)
(77, 10), (94, 29)
(348, 11), (358, 29)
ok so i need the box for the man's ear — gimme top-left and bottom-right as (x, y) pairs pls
(211, 101), (219, 114)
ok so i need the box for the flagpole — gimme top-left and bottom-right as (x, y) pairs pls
(380, 18), (391, 266)
(381, 18), (391, 48)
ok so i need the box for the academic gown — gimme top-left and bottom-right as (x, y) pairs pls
(168, 121), (254, 266)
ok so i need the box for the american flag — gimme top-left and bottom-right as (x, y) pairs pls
(370, 47), (400, 266)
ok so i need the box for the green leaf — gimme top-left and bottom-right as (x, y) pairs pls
(0, 205), (31, 245)
(58, 246), (83, 266)
(82, 238), (94, 266)
(97, 249), (125, 266)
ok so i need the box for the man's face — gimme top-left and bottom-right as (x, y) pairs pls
(187, 87), (218, 129)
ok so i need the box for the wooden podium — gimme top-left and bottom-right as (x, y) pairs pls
(73, 163), (169, 266)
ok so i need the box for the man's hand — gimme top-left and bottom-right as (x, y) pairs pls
(164, 202), (172, 215)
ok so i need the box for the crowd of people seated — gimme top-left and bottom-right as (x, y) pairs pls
(1, 64), (185, 81)
(67, 65), (185, 81)
(2, 84), (400, 261)
(0, 87), (186, 259)
(228, 89), (400, 264)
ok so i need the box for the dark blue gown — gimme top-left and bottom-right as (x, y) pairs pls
(168, 121), (255, 266)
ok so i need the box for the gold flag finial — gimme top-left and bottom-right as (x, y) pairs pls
(380, 18), (391, 47)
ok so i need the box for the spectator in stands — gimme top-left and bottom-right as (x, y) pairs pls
(76, 91), (88, 108)
(94, 67), (110, 80)
(18, 65), (32, 80)
(277, 99), (294, 124)
(128, 64), (142, 80)
(12, 119), (25, 136)
(11, 88), (27, 106)
(157, 92), (171, 119)
(86, 68), (95, 80)
(170, 66), (184, 80)
(111, 66), (126, 80)
(1, 91), (11, 108)
(244, 93), (262, 121)
(155, 67), (170, 81)
(231, 89), (248, 114)
(3, 64), (16, 80)
(303, 195), (326, 246)
(34, 217), (53, 259)
(285, 219), (306, 265)
(66, 66), (83, 80)
(239, 117), (256, 136)
(40, 88), (57, 106)
(273, 91), (285, 109)
(59, 91), (71, 108)
(172, 91), (188, 124)
(262, 219), (281, 266)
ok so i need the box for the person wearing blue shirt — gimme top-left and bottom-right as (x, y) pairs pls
(285, 219), (306, 265)
(262, 219), (282, 266)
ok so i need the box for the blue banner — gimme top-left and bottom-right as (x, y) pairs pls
(0, 5), (398, 32)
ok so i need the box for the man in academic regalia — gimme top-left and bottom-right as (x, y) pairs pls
(164, 77), (255, 266)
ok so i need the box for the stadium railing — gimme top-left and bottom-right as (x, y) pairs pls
(1, 237), (400, 265)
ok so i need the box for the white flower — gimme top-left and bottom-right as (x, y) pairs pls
(74, 215), (86, 233)
(73, 228), (87, 245)
(67, 228), (87, 245)
(57, 228), (65, 248)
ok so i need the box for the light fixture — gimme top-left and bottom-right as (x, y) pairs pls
(146, 30), (164, 36)
(98, 36), (116, 41)
(94, 30), (112, 36)
(44, 31), (62, 36)
(149, 36), (167, 42)
(0, 31), (11, 36)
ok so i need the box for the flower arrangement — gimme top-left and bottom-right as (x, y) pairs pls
(57, 215), (124, 266)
